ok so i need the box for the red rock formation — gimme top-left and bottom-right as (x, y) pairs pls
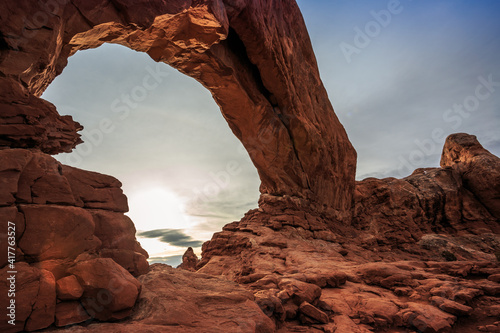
(192, 134), (499, 332)
(0, 263), (55, 333)
(68, 258), (142, 321)
(0, 0), (356, 219)
(353, 168), (498, 249)
(441, 133), (500, 219)
(54, 301), (90, 327)
(0, 149), (148, 332)
(177, 247), (200, 271)
(0, 2), (357, 328)
(56, 275), (84, 300)
(0, 0), (499, 332)
(351, 133), (499, 261)
(0, 78), (83, 154)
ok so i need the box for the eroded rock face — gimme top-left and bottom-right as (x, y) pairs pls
(0, 263), (55, 333)
(0, 2), (358, 328)
(0, 0), (356, 219)
(68, 258), (142, 321)
(0, 1), (356, 331)
(351, 134), (500, 260)
(0, 149), (148, 331)
(0, 78), (83, 154)
(42, 264), (276, 333)
(192, 134), (500, 333)
(353, 168), (498, 249)
(441, 133), (500, 219)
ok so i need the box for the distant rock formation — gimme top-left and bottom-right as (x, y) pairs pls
(441, 133), (500, 219)
(0, 0), (498, 332)
(354, 134), (500, 255)
(177, 247), (200, 272)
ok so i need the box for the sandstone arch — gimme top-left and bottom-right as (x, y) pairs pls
(0, 0), (356, 221)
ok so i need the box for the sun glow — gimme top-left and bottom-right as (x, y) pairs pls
(127, 187), (191, 231)
(126, 186), (198, 259)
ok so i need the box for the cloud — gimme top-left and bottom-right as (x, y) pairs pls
(184, 189), (259, 233)
(138, 229), (204, 248)
(148, 255), (183, 267)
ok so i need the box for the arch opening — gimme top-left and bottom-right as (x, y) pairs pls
(42, 43), (260, 265)
(0, 0), (357, 229)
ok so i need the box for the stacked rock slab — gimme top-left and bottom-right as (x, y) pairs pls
(353, 136), (500, 255)
(0, 149), (148, 332)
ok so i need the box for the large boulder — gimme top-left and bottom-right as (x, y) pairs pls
(440, 133), (500, 219)
(18, 205), (101, 261)
(68, 258), (141, 321)
(0, 263), (56, 332)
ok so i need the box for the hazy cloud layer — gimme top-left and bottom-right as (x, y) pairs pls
(138, 229), (204, 248)
(148, 255), (183, 267)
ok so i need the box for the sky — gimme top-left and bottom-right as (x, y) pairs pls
(42, 0), (500, 266)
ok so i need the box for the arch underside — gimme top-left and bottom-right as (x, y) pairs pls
(0, 0), (356, 221)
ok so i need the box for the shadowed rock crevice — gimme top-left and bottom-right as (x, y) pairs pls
(224, 27), (273, 103)
(223, 23), (314, 193)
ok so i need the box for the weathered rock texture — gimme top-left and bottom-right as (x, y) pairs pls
(28, 134), (498, 333)
(0, 0), (356, 220)
(43, 264), (275, 333)
(192, 133), (500, 332)
(440, 133), (500, 219)
(0, 149), (148, 332)
(1, 0), (499, 332)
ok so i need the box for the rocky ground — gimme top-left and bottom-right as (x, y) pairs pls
(0, 133), (491, 333)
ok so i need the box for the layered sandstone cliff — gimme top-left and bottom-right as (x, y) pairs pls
(0, 149), (148, 331)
